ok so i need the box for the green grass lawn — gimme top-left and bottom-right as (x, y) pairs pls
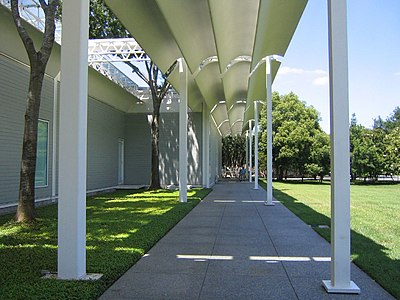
(0, 188), (211, 300)
(260, 180), (400, 299)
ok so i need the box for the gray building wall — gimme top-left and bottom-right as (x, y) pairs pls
(124, 113), (151, 185)
(87, 97), (125, 191)
(124, 112), (203, 186)
(0, 53), (127, 206)
(1, 5), (211, 209)
(209, 121), (222, 184)
(0, 54), (54, 205)
(187, 112), (203, 185)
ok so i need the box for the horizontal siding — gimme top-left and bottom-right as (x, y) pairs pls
(0, 54), (53, 205)
(0, 52), (205, 207)
(0, 54), (127, 206)
(159, 113), (179, 185)
(87, 97), (125, 190)
(124, 112), (202, 186)
(124, 113), (152, 185)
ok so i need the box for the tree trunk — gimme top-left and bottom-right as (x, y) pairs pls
(11, 0), (59, 223)
(148, 106), (161, 190)
(16, 64), (45, 222)
(277, 167), (284, 181)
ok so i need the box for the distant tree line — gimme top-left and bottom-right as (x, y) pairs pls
(222, 92), (329, 181)
(350, 107), (400, 181)
(221, 92), (399, 183)
(222, 135), (246, 169)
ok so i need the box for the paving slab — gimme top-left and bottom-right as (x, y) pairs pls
(99, 181), (394, 300)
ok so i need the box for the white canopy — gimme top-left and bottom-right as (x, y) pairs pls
(105, 0), (308, 136)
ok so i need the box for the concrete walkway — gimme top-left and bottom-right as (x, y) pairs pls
(99, 182), (393, 300)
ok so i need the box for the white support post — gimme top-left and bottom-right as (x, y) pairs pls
(58, 0), (90, 280)
(322, 0), (360, 294)
(254, 101), (259, 189)
(52, 72), (60, 200)
(202, 102), (210, 188)
(265, 57), (274, 206)
(245, 131), (249, 181)
(248, 120), (253, 183)
(178, 58), (188, 202)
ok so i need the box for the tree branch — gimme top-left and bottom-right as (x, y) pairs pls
(125, 61), (150, 86)
(159, 81), (171, 102)
(145, 61), (154, 87)
(152, 63), (158, 88)
(10, 0), (37, 61)
(164, 60), (178, 78)
(39, 0), (60, 64)
(38, 0), (48, 12)
(158, 60), (177, 100)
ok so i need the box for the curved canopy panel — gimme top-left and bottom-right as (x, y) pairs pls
(105, 0), (308, 136)
(222, 62), (251, 111)
(105, 0), (181, 73)
(155, 0), (216, 74)
(228, 103), (246, 136)
(251, 0), (308, 69)
(194, 63), (225, 109)
(208, 0), (259, 72)
(231, 121), (244, 137)
(211, 103), (231, 137)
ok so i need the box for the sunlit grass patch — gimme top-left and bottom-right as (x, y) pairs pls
(0, 187), (211, 299)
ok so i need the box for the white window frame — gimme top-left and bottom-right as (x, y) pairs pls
(35, 119), (49, 188)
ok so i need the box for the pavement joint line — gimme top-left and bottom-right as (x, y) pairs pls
(255, 194), (301, 300)
(197, 199), (226, 300)
(98, 182), (394, 299)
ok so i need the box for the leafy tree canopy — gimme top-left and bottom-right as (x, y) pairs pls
(88, 0), (130, 39)
(259, 92), (329, 181)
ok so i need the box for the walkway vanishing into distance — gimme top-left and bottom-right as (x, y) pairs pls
(100, 182), (393, 300)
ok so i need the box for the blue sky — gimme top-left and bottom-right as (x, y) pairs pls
(274, 0), (400, 132)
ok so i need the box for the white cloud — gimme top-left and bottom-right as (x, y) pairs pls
(276, 66), (329, 86)
(314, 69), (327, 75)
(278, 67), (306, 75)
(312, 76), (329, 86)
(278, 66), (327, 77)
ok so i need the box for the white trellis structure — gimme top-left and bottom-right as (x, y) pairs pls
(87, 38), (152, 99)
(0, 0), (62, 43)
(88, 38), (150, 62)
(88, 39), (182, 105)
(0, 0), (159, 102)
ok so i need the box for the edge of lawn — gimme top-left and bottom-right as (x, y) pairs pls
(259, 179), (399, 299)
(0, 187), (212, 300)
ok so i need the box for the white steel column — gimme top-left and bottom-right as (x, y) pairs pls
(265, 57), (274, 206)
(202, 102), (210, 188)
(248, 120), (253, 182)
(253, 101), (259, 189)
(245, 131), (249, 181)
(322, 0), (360, 294)
(51, 72), (60, 200)
(178, 58), (188, 202)
(58, 0), (90, 280)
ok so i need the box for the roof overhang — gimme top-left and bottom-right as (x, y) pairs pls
(105, 0), (308, 136)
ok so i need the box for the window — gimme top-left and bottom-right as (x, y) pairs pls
(35, 119), (49, 187)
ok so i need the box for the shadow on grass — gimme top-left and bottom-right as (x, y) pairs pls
(0, 188), (210, 300)
(259, 181), (399, 299)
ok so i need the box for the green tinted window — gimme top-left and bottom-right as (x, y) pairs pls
(35, 120), (49, 187)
